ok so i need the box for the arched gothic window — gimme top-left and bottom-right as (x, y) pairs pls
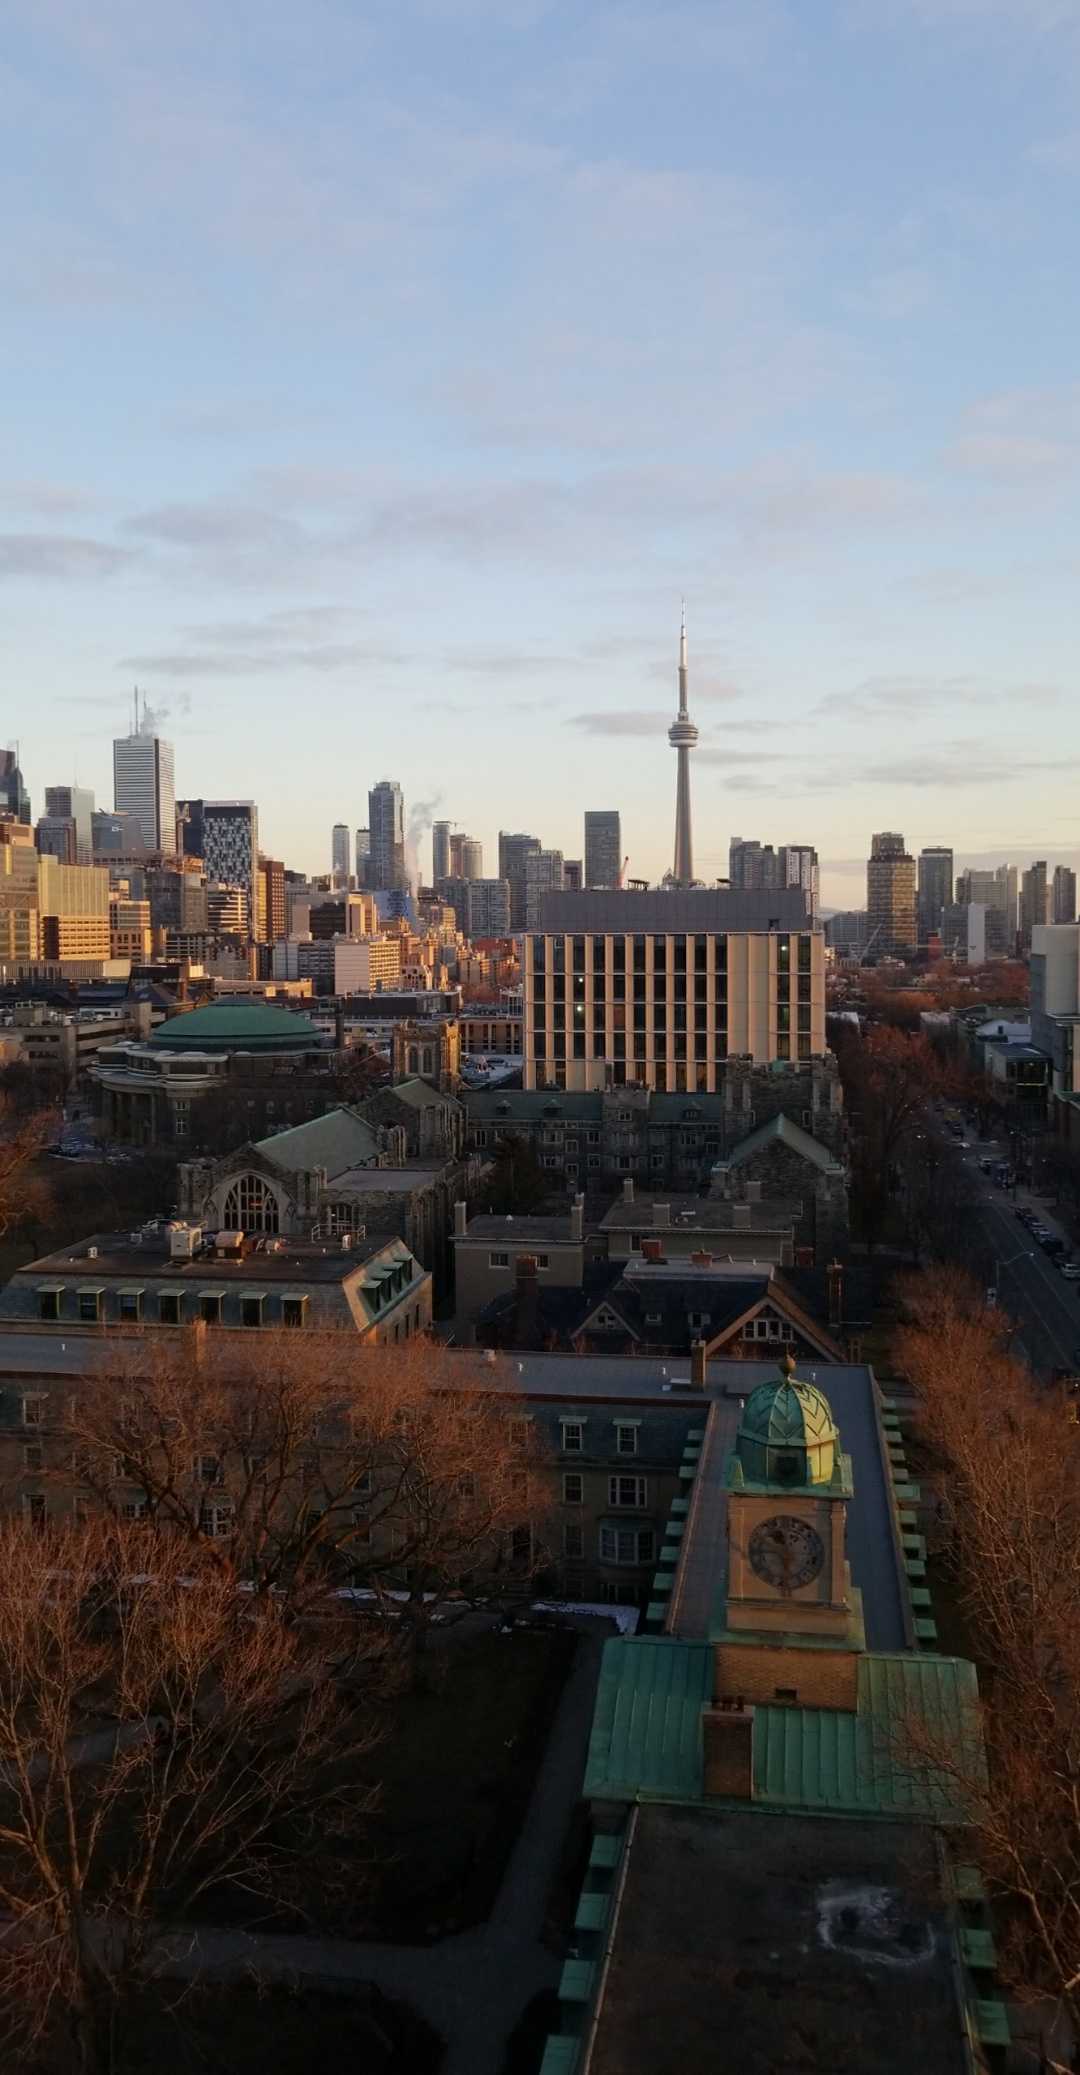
(222, 1173), (279, 1234)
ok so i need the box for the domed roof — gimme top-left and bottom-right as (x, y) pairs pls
(148, 999), (322, 1053)
(735, 1353), (839, 1487)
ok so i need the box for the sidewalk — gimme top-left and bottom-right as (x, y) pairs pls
(149, 1631), (605, 2075)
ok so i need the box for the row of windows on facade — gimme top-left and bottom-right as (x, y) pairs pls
(529, 1024), (815, 1060)
(530, 975), (814, 1006)
(532, 1048), (813, 1087)
(531, 934), (815, 971)
(36, 1280), (417, 1327)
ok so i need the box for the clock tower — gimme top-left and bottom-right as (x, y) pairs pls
(714, 1354), (864, 1715)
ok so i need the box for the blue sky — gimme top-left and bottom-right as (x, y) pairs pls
(4, 0), (1080, 906)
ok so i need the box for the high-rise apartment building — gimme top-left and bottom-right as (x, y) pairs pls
(440, 878), (512, 937)
(44, 786), (94, 864)
(146, 864), (209, 937)
(368, 781), (406, 891)
(432, 821), (451, 884)
(498, 832), (541, 931)
(37, 856), (110, 963)
(523, 887), (823, 1090)
(0, 751), (30, 825)
(354, 827), (370, 887)
(1053, 865), (1077, 925)
(460, 837), (484, 881)
(916, 847), (953, 942)
(331, 823), (350, 889)
(0, 815), (40, 964)
(729, 838), (819, 918)
(563, 860), (583, 892)
(585, 811), (622, 889)
(525, 848), (566, 928)
(197, 803), (259, 939)
(259, 857), (287, 942)
(866, 833), (916, 958)
(1020, 861), (1050, 946)
(113, 709), (176, 855)
(206, 885), (249, 935)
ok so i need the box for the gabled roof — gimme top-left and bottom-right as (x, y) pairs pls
(717, 1111), (843, 1175)
(383, 1076), (459, 1111)
(252, 1107), (380, 1179)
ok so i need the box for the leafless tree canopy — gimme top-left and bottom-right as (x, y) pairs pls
(895, 1267), (1080, 2046)
(0, 1516), (389, 2074)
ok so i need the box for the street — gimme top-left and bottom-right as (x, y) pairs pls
(948, 1123), (1080, 1379)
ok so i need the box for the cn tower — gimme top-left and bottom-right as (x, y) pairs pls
(668, 602), (698, 884)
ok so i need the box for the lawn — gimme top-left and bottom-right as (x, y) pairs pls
(357, 1626), (576, 1941)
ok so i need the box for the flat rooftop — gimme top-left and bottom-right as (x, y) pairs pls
(585, 1806), (968, 2075)
(6, 1232), (405, 1284)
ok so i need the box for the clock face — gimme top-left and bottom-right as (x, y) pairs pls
(748, 1514), (825, 1596)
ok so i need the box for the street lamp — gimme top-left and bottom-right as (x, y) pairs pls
(988, 1247), (1033, 1306)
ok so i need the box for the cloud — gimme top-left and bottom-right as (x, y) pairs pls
(0, 480), (96, 517)
(569, 711), (671, 737)
(0, 534), (134, 580)
(445, 650), (575, 676)
(860, 745), (1077, 786)
(814, 674), (1062, 718)
(945, 385), (1080, 481)
(118, 644), (407, 678)
(948, 432), (1072, 480)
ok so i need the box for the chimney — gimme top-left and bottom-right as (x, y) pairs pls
(641, 1236), (664, 1263)
(653, 1203), (671, 1230)
(827, 1258), (844, 1330)
(702, 1699), (755, 1799)
(513, 1254), (541, 1349)
(454, 1200), (468, 1238)
(690, 1338), (707, 1389)
(622, 1177), (634, 1202)
(732, 1202), (750, 1229)
(334, 1004), (345, 1050)
(569, 1192), (584, 1244)
(690, 1249), (713, 1268)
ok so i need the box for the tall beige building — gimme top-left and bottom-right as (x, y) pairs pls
(0, 815), (40, 965)
(37, 856), (110, 962)
(523, 889), (823, 1091)
(866, 833), (916, 958)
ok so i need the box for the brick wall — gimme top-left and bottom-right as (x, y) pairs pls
(702, 1704), (754, 1797)
(714, 1639), (859, 1713)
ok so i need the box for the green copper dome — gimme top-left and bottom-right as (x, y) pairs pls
(735, 1353), (839, 1488)
(148, 1000), (322, 1053)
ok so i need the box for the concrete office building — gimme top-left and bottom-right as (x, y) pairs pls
(523, 887), (823, 1091)
(37, 857), (110, 963)
(916, 846), (953, 941)
(191, 803), (259, 941)
(35, 816), (77, 865)
(333, 937), (403, 994)
(525, 848), (566, 928)
(432, 820), (452, 884)
(439, 877), (512, 937)
(113, 706), (176, 856)
(866, 833), (916, 958)
(259, 856), (287, 942)
(0, 814), (40, 966)
(563, 859), (583, 892)
(1053, 865), (1077, 925)
(498, 831), (541, 930)
(331, 823), (350, 888)
(109, 894), (153, 963)
(92, 810), (145, 860)
(44, 786), (94, 865)
(368, 780), (406, 892)
(354, 827), (370, 887)
(730, 840), (819, 919)
(1021, 860), (1050, 946)
(585, 812), (622, 889)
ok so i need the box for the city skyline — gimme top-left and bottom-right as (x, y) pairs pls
(5, 0), (1080, 901)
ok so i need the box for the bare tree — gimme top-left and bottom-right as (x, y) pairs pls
(0, 1105), (57, 1247)
(0, 1517), (389, 2074)
(893, 1266), (1080, 2052)
(51, 1333), (552, 1638)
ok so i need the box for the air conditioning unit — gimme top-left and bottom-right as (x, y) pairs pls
(168, 1223), (202, 1260)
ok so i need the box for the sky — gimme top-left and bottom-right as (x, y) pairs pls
(4, 0), (1080, 909)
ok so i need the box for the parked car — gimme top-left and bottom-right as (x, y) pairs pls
(1059, 1263), (1080, 1281)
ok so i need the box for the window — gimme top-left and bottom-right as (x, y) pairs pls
(542, 1156), (559, 1169)
(744, 1316), (794, 1343)
(563, 1523), (585, 1559)
(608, 1474), (647, 1508)
(197, 1454), (223, 1486)
(78, 1290), (102, 1323)
(22, 1396), (45, 1428)
(599, 1525), (654, 1565)
(510, 1416), (532, 1448)
(457, 1473), (476, 1500)
(122, 1497), (148, 1521)
(240, 1296), (264, 1329)
(200, 1501), (234, 1539)
(159, 1292), (183, 1325)
(560, 1421), (584, 1453)
(614, 1424), (638, 1456)
(38, 1289), (61, 1321)
(687, 1310), (711, 1331)
(489, 1251), (510, 1268)
(200, 1293), (222, 1324)
(355, 1470), (374, 1497)
(281, 1297), (305, 1328)
(222, 1173), (279, 1234)
(534, 1253), (549, 1269)
(118, 1291), (142, 1323)
(562, 1472), (583, 1504)
(23, 1443), (43, 1474)
(23, 1493), (46, 1530)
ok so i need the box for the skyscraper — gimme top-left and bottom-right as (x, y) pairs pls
(668, 604), (698, 885)
(355, 827), (370, 887)
(460, 837), (484, 881)
(1020, 861), (1050, 945)
(728, 838), (818, 917)
(44, 786), (94, 865)
(113, 703), (176, 855)
(0, 750), (30, 825)
(331, 823), (350, 888)
(1053, 865), (1077, 925)
(917, 847), (953, 941)
(524, 848), (565, 927)
(368, 780), (407, 891)
(585, 810), (621, 889)
(200, 802), (259, 939)
(498, 831), (541, 930)
(432, 820), (451, 884)
(866, 833), (917, 958)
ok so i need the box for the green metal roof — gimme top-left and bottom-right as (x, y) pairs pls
(735, 1360), (839, 1487)
(584, 1639), (983, 1821)
(149, 1000), (321, 1052)
(253, 1106), (379, 1177)
(718, 1110), (843, 1174)
(584, 1637), (711, 1802)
